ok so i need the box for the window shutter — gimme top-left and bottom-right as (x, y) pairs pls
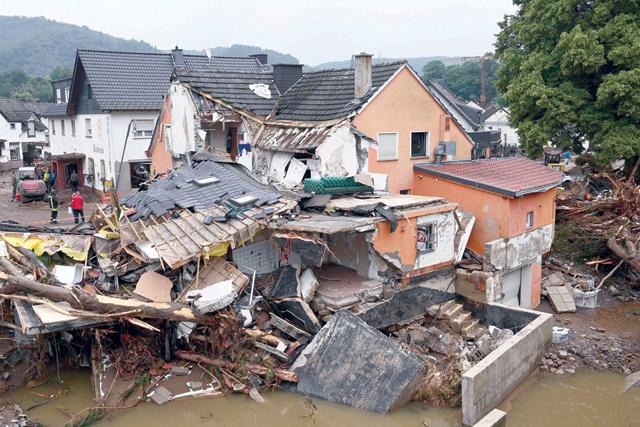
(378, 133), (397, 160)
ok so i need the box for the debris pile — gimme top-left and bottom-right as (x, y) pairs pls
(556, 159), (640, 292)
(0, 156), (504, 419)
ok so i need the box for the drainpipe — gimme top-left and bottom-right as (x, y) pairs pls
(115, 120), (134, 194)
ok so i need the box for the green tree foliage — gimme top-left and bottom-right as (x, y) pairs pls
(421, 59), (500, 105)
(50, 65), (73, 81)
(0, 70), (51, 101)
(495, 0), (640, 163)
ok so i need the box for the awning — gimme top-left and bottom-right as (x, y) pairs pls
(51, 153), (86, 161)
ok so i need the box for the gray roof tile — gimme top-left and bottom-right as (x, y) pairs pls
(274, 62), (405, 122)
(173, 68), (280, 116)
(76, 49), (270, 112)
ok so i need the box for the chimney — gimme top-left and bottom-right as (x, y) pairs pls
(250, 53), (268, 65)
(172, 46), (186, 68)
(353, 52), (373, 98)
(272, 63), (303, 94)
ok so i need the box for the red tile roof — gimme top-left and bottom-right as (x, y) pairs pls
(414, 157), (564, 197)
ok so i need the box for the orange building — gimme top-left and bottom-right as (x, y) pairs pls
(413, 157), (563, 308)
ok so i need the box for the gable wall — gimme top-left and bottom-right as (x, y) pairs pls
(354, 67), (474, 193)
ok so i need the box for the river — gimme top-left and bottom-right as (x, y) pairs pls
(3, 369), (639, 426)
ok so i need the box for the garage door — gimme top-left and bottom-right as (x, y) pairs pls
(501, 268), (522, 307)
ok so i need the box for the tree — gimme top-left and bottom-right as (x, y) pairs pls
(50, 65), (73, 81)
(421, 58), (501, 105)
(496, 0), (640, 163)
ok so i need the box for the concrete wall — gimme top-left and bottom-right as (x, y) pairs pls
(461, 304), (553, 425)
(353, 67), (475, 193)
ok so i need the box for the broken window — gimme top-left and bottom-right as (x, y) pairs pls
(377, 132), (398, 161)
(526, 211), (534, 228)
(411, 131), (428, 158)
(417, 223), (436, 253)
(129, 162), (151, 189)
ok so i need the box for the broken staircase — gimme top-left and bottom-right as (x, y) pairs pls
(427, 300), (484, 340)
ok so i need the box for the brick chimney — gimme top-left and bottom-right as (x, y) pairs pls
(172, 46), (186, 68)
(250, 53), (268, 65)
(354, 52), (373, 98)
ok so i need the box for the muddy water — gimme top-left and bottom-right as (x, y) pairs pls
(4, 369), (639, 426)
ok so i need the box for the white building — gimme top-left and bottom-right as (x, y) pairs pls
(480, 105), (520, 147)
(43, 48), (271, 193)
(0, 97), (48, 170)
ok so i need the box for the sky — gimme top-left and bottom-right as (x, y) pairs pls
(1, 0), (517, 65)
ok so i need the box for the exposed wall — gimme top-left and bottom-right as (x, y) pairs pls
(461, 304), (552, 425)
(413, 174), (511, 254)
(354, 67), (475, 193)
(372, 205), (456, 272)
(507, 190), (556, 237)
(150, 96), (173, 174)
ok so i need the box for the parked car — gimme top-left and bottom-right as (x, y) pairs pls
(16, 167), (47, 202)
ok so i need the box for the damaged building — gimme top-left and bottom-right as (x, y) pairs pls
(414, 157), (563, 308)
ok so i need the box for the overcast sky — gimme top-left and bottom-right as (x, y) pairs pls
(2, 0), (517, 65)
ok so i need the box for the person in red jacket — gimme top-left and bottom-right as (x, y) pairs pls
(70, 191), (85, 224)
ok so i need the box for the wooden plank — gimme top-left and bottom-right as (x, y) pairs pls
(254, 341), (289, 362)
(269, 313), (311, 340)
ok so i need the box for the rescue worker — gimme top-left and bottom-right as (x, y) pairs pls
(11, 172), (17, 202)
(49, 170), (57, 192)
(43, 169), (50, 192)
(69, 171), (80, 192)
(48, 190), (59, 223)
(70, 191), (85, 224)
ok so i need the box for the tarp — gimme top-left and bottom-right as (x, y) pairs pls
(1, 232), (92, 262)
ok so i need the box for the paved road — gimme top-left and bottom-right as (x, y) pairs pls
(0, 171), (99, 229)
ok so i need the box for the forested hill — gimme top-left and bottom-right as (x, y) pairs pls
(0, 16), (158, 75)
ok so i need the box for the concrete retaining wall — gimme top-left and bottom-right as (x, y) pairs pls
(461, 304), (553, 425)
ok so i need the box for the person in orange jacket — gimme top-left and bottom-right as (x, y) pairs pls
(70, 191), (85, 224)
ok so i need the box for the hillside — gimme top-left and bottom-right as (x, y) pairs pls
(211, 44), (299, 64)
(310, 56), (465, 71)
(0, 16), (158, 75)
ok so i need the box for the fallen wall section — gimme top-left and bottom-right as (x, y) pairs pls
(461, 304), (552, 425)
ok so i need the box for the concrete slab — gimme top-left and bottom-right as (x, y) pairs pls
(473, 409), (507, 427)
(546, 285), (576, 313)
(291, 311), (424, 413)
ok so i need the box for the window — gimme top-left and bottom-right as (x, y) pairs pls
(129, 162), (151, 188)
(444, 116), (451, 131)
(60, 120), (65, 136)
(65, 87), (70, 103)
(27, 121), (35, 138)
(87, 84), (92, 99)
(133, 120), (154, 138)
(87, 158), (95, 184)
(411, 131), (428, 158)
(163, 124), (173, 151)
(85, 118), (92, 137)
(377, 132), (398, 161)
(526, 211), (534, 228)
(417, 223), (436, 253)
(51, 120), (56, 135)
(9, 123), (15, 130)
(10, 148), (19, 160)
(56, 88), (62, 103)
(71, 119), (76, 137)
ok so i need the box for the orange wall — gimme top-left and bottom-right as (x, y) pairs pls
(353, 67), (474, 194)
(507, 190), (557, 237)
(150, 95), (173, 174)
(413, 174), (510, 254)
(413, 174), (557, 255)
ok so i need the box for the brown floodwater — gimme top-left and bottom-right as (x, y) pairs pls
(3, 369), (639, 426)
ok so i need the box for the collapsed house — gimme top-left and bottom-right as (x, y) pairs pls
(148, 53), (478, 194)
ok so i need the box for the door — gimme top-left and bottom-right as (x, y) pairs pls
(501, 268), (522, 307)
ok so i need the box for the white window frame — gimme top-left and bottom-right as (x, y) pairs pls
(56, 88), (62, 103)
(9, 123), (15, 130)
(27, 121), (35, 138)
(417, 222), (437, 253)
(376, 131), (398, 161)
(526, 211), (534, 228)
(133, 120), (155, 139)
(410, 131), (430, 159)
(85, 118), (92, 138)
(9, 148), (19, 161)
(64, 87), (70, 103)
